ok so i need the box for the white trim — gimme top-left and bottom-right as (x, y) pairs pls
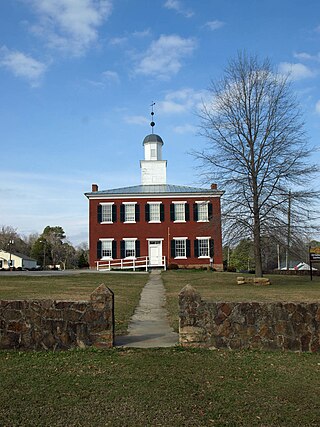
(195, 200), (209, 204)
(147, 201), (162, 205)
(124, 221), (136, 224)
(174, 257), (187, 260)
(87, 193), (223, 200)
(99, 202), (114, 205)
(197, 220), (209, 223)
(101, 221), (113, 224)
(173, 237), (188, 240)
(99, 238), (114, 241)
(174, 220), (186, 223)
(146, 238), (165, 241)
(122, 237), (138, 241)
(196, 236), (211, 239)
(172, 200), (187, 204)
(199, 256), (210, 259)
(122, 201), (137, 205)
(148, 221), (161, 224)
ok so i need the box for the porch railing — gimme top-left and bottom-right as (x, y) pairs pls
(96, 256), (166, 272)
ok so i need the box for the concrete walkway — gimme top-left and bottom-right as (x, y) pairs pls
(116, 270), (178, 348)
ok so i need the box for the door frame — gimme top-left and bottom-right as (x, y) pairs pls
(147, 238), (164, 266)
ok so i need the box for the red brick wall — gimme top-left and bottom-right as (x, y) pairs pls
(88, 196), (223, 269)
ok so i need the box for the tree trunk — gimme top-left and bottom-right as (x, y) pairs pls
(253, 213), (263, 277)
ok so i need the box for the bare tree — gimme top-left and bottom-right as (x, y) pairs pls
(195, 53), (318, 276)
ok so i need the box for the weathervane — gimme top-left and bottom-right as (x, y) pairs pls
(150, 102), (155, 134)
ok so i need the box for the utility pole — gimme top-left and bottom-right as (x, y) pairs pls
(8, 239), (14, 270)
(285, 190), (291, 271)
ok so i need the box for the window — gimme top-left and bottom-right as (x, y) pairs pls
(124, 203), (136, 222)
(174, 203), (185, 221)
(125, 240), (136, 258)
(101, 240), (113, 258)
(145, 203), (164, 222)
(197, 202), (209, 222)
(98, 203), (116, 223)
(101, 204), (112, 222)
(198, 238), (210, 257)
(175, 239), (186, 258)
(149, 203), (160, 222)
(151, 148), (157, 159)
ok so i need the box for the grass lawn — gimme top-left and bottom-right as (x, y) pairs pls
(162, 271), (320, 332)
(0, 347), (320, 426)
(0, 273), (147, 336)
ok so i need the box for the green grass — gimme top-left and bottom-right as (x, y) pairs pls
(0, 347), (319, 426)
(162, 270), (320, 332)
(0, 273), (147, 336)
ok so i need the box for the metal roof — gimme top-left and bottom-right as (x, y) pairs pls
(85, 184), (223, 198)
(143, 134), (164, 145)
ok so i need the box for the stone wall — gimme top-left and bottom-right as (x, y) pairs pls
(179, 285), (320, 352)
(0, 284), (114, 350)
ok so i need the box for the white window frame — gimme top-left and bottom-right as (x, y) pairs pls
(123, 202), (137, 223)
(100, 202), (114, 224)
(173, 237), (187, 259)
(172, 201), (186, 223)
(196, 201), (209, 222)
(123, 238), (137, 259)
(100, 238), (114, 259)
(196, 237), (211, 258)
(147, 201), (161, 223)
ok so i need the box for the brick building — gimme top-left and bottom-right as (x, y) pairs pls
(85, 131), (223, 270)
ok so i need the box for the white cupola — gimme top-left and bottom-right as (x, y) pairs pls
(140, 134), (167, 185)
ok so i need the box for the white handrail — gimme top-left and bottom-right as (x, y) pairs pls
(95, 255), (166, 272)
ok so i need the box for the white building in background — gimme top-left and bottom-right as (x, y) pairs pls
(0, 250), (37, 269)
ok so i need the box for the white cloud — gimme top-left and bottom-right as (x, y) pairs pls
(102, 70), (120, 83)
(204, 20), (225, 31)
(294, 51), (320, 62)
(132, 29), (151, 38)
(135, 35), (196, 79)
(278, 62), (315, 80)
(315, 100), (320, 115)
(173, 124), (196, 134)
(158, 88), (207, 114)
(163, 0), (194, 18)
(27, 0), (112, 56)
(125, 115), (149, 125)
(0, 46), (47, 86)
(109, 36), (127, 46)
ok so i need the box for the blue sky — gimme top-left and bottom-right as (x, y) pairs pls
(1, 0), (319, 245)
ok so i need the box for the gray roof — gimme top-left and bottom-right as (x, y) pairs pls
(85, 184), (223, 198)
(0, 250), (37, 261)
(143, 134), (163, 145)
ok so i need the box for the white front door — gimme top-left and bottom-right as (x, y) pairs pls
(148, 240), (163, 266)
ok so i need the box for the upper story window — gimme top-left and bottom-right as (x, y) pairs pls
(98, 203), (116, 223)
(101, 203), (112, 222)
(171, 201), (189, 222)
(120, 203), (140, 223)
(145, 202), (163, 223)
(198, 202), (209, 222)
(125, 203), (135, 222)
(174, 203), (185, 221)
(194, 201), (212, 222)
